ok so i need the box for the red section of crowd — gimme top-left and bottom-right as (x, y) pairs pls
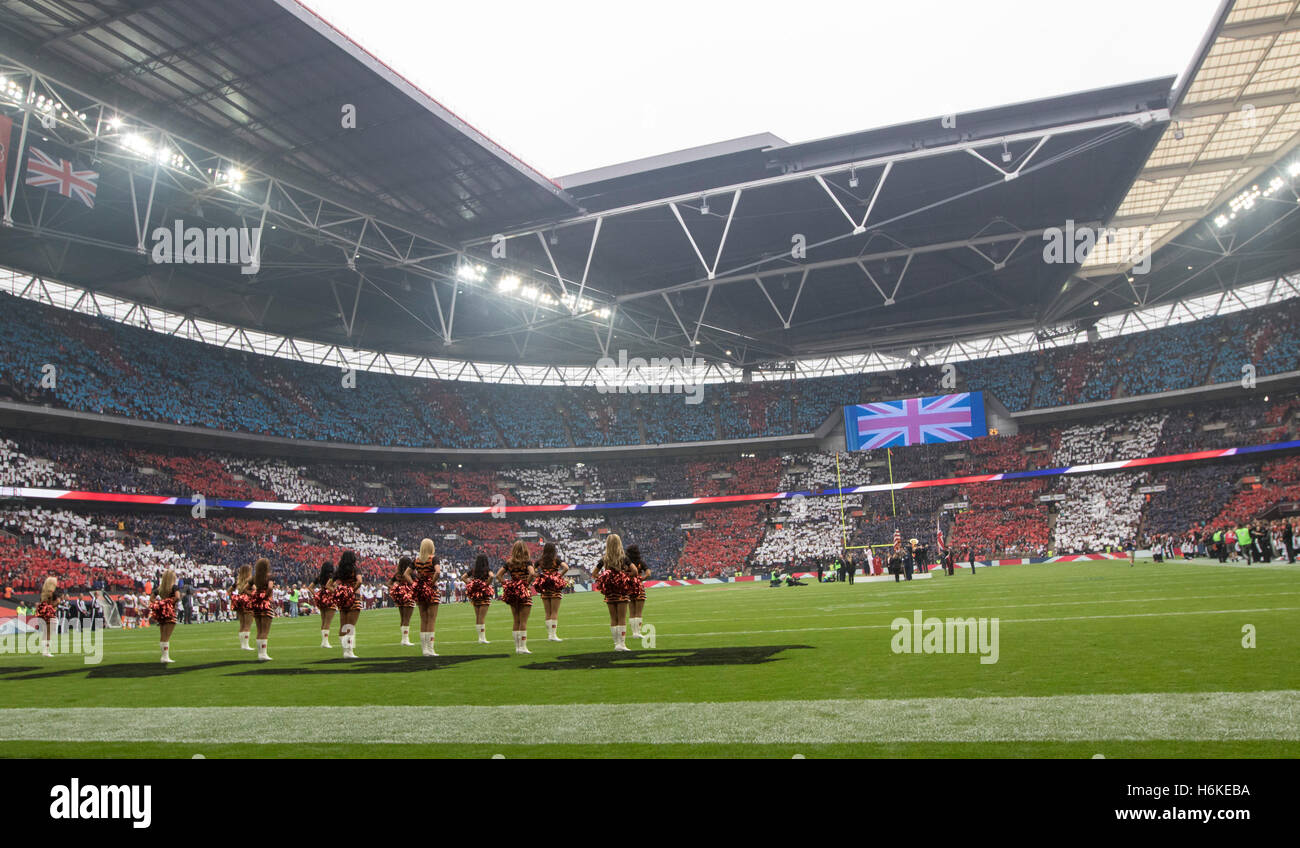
(0, 534), (134, 592)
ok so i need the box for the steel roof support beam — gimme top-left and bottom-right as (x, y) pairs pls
(575, 216), (603, 313)
(754, 267), (808, 330)
(469, 111), (1164, 246)
(967, 135), (1051, 181)
(537, 230), (570, 301)
(618, 225), (1071, 305)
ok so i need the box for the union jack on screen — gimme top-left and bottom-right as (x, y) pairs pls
(844, 392), (988, 452)
(25, 147), (99, 208)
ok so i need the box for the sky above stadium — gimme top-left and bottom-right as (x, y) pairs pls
(303, 0), (1222, 180)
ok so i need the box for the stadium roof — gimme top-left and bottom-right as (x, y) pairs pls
(1073, 0), (1300, 311)
(0, 0), (1296, 378)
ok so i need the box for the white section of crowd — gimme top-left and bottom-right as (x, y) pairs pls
(0, 504), (221, 584)
(0, 438), (77, 488)
(222, 457), (350, 504)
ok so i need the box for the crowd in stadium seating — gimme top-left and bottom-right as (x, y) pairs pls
(5, 290), (1299, 452)
(2, 363), (1299, 591)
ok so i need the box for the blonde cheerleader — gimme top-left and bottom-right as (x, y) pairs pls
(593, 534), (632, 651)
(35, 577), (59, 658)
(413, 539), (441, 656)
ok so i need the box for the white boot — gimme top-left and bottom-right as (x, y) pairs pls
(514, 630), (531, 654)
(611, 625), (624, 651)
(614, 625), (630, 651)
(239, 631), (252, 651)
(629, 617), (642, 638)
(160, 641), (174, 663)
(420, 632), (438, 657)
(400, 625), (413, 646)
(257, 639), (271, 661)
(319, 629), (331, 649)
(41, 639), (52, 658)
(546, 620), (562, 641)
(476, 624), (489, 644)
(341, 624), (357, 659)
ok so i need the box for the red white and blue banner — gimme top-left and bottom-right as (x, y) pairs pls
(1, 439), (1296, 515)
(844, 392), (988, 452)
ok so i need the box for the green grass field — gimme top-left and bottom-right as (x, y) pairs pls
(3, 559), (1298, 758)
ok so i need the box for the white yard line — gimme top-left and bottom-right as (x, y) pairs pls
(2, 691), (1295, 744)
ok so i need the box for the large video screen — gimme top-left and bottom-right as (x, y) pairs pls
(844, 391), (988, 452)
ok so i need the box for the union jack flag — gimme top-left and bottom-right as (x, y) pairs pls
(25, 147), (98, 208)
(844, 392), (987, 451)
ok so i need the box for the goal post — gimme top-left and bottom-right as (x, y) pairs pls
(93, 590), (122, 629)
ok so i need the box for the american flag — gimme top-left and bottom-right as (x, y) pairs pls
(25, 147), (98, 208)
(893, 527), (902, 550)
(848, 393), (977, 450)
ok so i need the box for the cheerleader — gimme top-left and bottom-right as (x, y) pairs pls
(389, 556), (416, 646)
(413, 538), (441, 656)
(247, 557), (276, 661)
(494, 541), (535, 654)
(626, 544), (650, 639)
(329, 550), (362, 659)
(148, 569), (180, 663)
(35, 576), (59, 657)
(310, 559), (337, 648)
(534, 542), (568, 642)
(593, 534), (632, 651)
(464, 553), (496, 643)
(233, 564), (255, 651)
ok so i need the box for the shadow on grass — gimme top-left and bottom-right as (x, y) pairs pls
(0, 665), (42, 676)
(5, 660), (250, 680)
(226, 654), (511, 675)
(522, 644), (813, 670)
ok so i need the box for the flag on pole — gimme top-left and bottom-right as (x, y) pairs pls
(25, 145), (99, 208)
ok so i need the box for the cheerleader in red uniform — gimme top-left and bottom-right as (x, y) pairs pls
(148, 569), (180, 663)
(36, 576), (59, 657)
(413, 538), (441, 656)
(494, 541), (535, 654)
(310, 559), (336, 648)
(329, 550), (362, 659)
(389, 556), (416, 646)
(247, 557), (276, 661)
(626, 544), (649, 640)
(231, 564), (254, 651)
(534, 542), (568, 642)
(593, 534), (632, 651)
(464, 553), (496, 643)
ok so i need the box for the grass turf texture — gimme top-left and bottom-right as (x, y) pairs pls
(3, 558), (1297, 758)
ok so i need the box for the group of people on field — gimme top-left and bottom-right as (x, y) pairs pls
(26, 534), (652, 663)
